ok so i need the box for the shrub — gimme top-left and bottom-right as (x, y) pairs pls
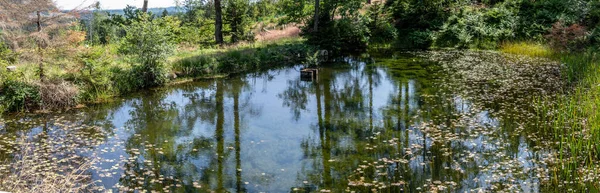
(589, 26), (600, 45)
(366, 3), (398, 44)
(516, 0), (588, 39)
(0, 79), (41, 112)
(0, 44), (17, 64)
(435, 4), (517, 49)
(395, 30), (434, 49)
(110, 66), (143, 94)
(66, 47), (114, 102)
(303, 17), (370, 55)
(119, 14), (175, 88)
(546, 21), (589, 51)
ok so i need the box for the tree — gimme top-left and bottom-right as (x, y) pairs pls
(0, 0), (88, 81)
(161, 9), (169, 17)
(225, 0), (251, 43)
(215, 0), (224, 44)
(142, 0), (149, 12)
(119, 14), (175, 88)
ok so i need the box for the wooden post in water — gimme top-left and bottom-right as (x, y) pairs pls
(301, 68), (318, 82)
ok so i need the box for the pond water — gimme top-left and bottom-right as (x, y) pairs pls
(0, 51), (572, 192)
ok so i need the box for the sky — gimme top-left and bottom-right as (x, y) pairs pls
(55, 0), (177, 10)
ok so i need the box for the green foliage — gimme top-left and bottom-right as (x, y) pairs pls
(278, 0), (314, 24)
(119, 14), (175, 88)
(366, 3), (398, 44)
(516, 0), (589, 39)
(225, 0), (254, 43)
(173, 41), (315, 76)
(304, 17), (370, 54)
(435, 4), (517, 49)
(64, 47), (114, 101)
(395, 30), (435, 49)
(0, 79), (40, 112)
(387, 0), (465, 49)
(279, 0), (368, 54)
(249, 0), (280, 21)
(177, 12), (216, 46)
(83, 12), (122, 45)
(174, 55), (219, 76)
(385, 0), (600, 49)
(0, 44), (17, 64)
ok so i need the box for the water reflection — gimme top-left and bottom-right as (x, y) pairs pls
(0, 51), (559, 192)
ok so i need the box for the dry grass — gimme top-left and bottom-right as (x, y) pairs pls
(256, 25), (301, 42)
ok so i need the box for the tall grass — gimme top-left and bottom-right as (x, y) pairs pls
(172, 38), (314, 77)
(527, 47), (600, 188)
(500, 42), (554, 58)
(501, 42), (600, 189)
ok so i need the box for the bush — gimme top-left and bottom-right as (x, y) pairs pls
(119, 14), (175, 88)
(303, 17), (370, 55)
(66, 47), (114, 102)
(435, 4), (517, 49)
(516, 0), (588, 39)
(0, 79), (41, 112)
(0, 44), (17, 64)
(366, 3), (398, 44)
(110, 66), (143, 94)
(395, 30), (434, 49)
(546, 21), (589, 51)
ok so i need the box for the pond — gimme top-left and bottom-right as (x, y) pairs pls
(0, 50), (576, 192)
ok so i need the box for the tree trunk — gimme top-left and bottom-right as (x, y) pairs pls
(234, 92), (242, 192)
(142, 0), (149, 12)
(313, 0), (319, 32)
(231, 7), (238, 43)
(37, 11), (45, 82)
(215, 80), (225, 192)
(215, 0), (224, 44)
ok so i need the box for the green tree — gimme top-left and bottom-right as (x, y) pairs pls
(225, 0), (251, 43)
(119, 14), (175, 88)
(215, 0), (224, 44)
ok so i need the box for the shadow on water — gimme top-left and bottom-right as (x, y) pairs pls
(0, 51), (575, 192)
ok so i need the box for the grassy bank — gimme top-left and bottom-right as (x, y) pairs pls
(0, 38), (314, 113)
(500, 42), (600, 190)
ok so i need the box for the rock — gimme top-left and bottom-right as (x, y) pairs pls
(318, 50), (329, 62)
(167, 73), (177, 80)
(6, 65), (16, 72)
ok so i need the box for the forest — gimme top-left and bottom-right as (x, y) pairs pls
(1, 0), (600, 192)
